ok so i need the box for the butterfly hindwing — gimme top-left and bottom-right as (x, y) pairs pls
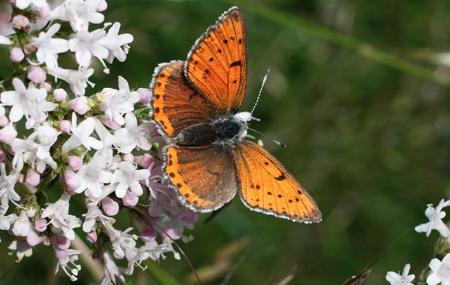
(150, 60), (216, 137)
(185, 6), (247, 114)
(232, 141), (322, 223)
(165, 144), (238, 212)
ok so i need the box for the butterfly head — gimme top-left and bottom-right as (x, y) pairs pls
(231, 111), (260, 140)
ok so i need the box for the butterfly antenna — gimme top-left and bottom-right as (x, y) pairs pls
(251, 69), (271, 115)
(248, 127), (286, 148)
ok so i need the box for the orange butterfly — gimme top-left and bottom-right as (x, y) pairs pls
(150, 7), (321, 223)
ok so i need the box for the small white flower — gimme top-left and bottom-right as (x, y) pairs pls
(62, 113), (103, 153)
(111, 161), (150, 198)
(114, 113), (152, 153)
(82, 198), (115, 233)
(100, 23), (134, 63)
(386, 264), (415, 285)
(427, 253), (450, 285)
(74, 151), (112, 198)
(15, 0), (47, 10)
(41, 193), (81, 240)
(69, 28), (108, 68)
(31, 24), (69, 68)
(99, 76), (140, 126)
(54, 247), (81, 282)
(104, 223), (138, 261)
(49, 66), (94, 96)
(1, 78), (56, 129)
(0, 35), (12, 45)
(0, 163), (20, 210)
(50, 0), (105, 32)
(415, 199), (450, 238)
(11, 135), (57, 173)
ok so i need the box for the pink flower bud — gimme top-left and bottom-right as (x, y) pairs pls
(59, 120), (71, 133)
(53, 88), (67, 101)
(27, 231), (42, 246)
(23, 43), (36, 55)
(40, 81), (52, 92)
(123, 191), (138, 207)
(63, 168), (80, 192)
(10, 0), (16, 4)
(34, 219), (47, 232)
(12, 216), (30, 237)
(67, 156), (83, 171)
(55, 234), (70, 250)
(0, 115), (8, 127)
(99, 115), (121, 130)
(140, 226), (156, 242)
(10, 47), (25, 62)
(12, 15), (29, 30)
(37, 4), (50, 18)
(97, 0), (107, 12)
(0, 124), (17, 144)
(27, 66), (47, 84)
(0, 151), (5, 163)
(136, 153), (154, 168)
(122, 153), (134, 163)
(87, 231), (97, 243)
(26, 169), (40, 186)
(69, 96), (90, 115)
(138, 88), (151, 104)
(101, 197), (119, 216)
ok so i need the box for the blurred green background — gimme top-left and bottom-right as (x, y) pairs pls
(2, 0), (450, 284)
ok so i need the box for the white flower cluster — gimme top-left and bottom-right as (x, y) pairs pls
(0, 0), (197, 283)
(386, 199), (450, 285)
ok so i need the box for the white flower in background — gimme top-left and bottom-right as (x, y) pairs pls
(415, 199), (450, 238)
(386, 263), (415, 285)
(41, 193), (81, 240)
(100, 23), (134, 63)
(15, 0), (47, 10)
(31, 24), (69, 68)
(427, 253), (450, 285)
(74, 151), (112, 198)
(111, 161), (150, 198)
(0, 35), (11, 45)
(1, 78), (56, 129)
(99, 76), (140, 126)
(62, 113), (103, 153)
(0, 163), (20, 208)
(0, 213), (17, 232)
(69, 28), (108, 68)
(114, 113), (152, 153)
(49, 66), (94, 96)
(50, 0), (105, 32)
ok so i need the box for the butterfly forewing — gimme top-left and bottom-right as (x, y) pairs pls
(233, 141), (322, 223)
(165, 145), (238, 212)
(151, 61), (216, 137)
(185, 6), (247, 114)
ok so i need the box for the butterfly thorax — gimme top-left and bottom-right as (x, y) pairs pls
(174, 118), (246, 147)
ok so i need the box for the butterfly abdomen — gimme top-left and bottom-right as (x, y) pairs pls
(174, 120), (244, 146)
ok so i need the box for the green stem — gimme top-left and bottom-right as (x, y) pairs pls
(229, 0), (450, 89)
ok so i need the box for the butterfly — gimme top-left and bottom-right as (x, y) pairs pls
(150, 6), (321, 223)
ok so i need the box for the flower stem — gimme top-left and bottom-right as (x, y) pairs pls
(72, 235), (103, 282)
(229, 0), (450, 89)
